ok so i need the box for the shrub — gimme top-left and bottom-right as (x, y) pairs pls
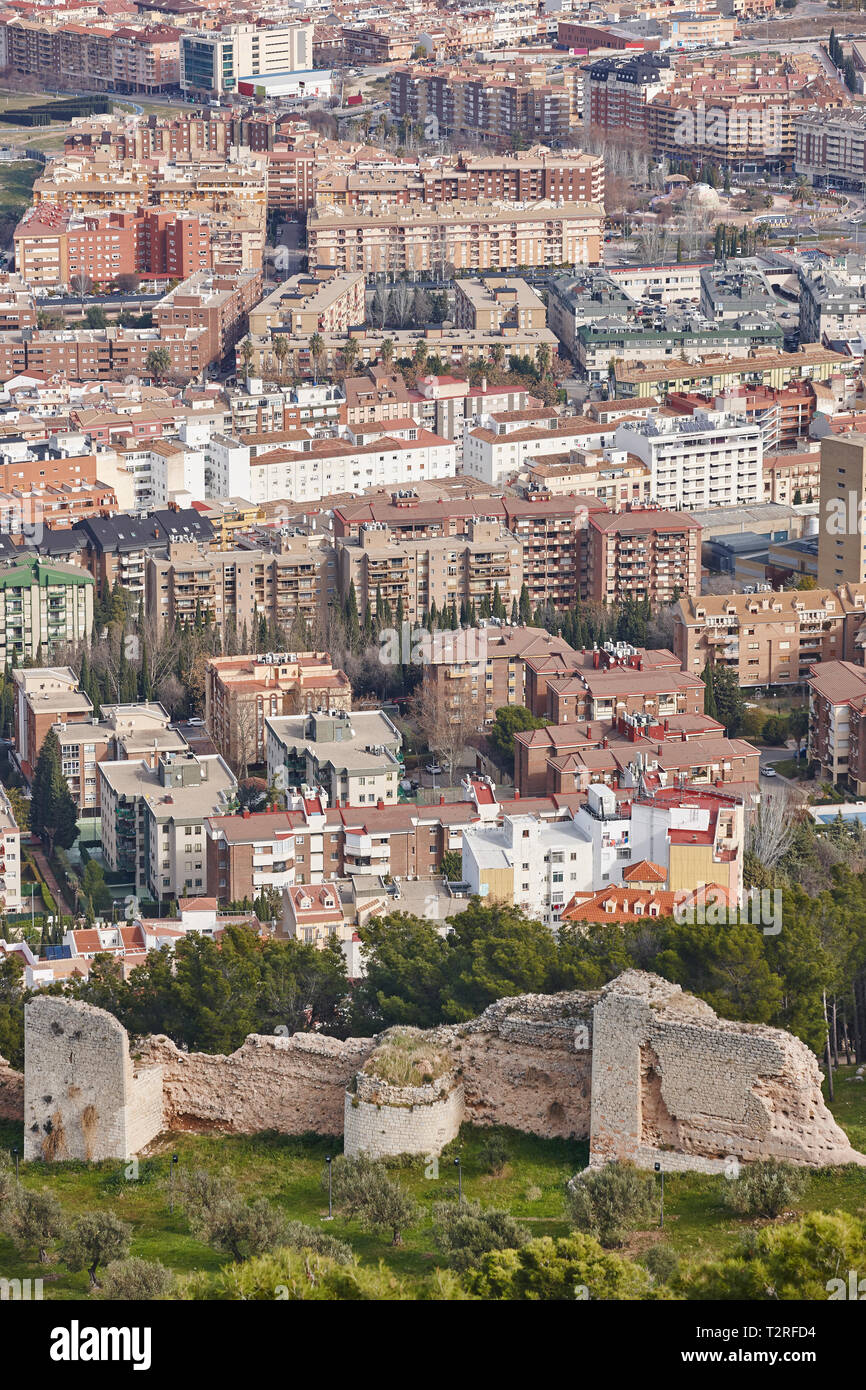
(98, 1258), (175, 1300)
(724, 1159), (808, 1219)
(479, 1132), (510, 1175)
(465, 1233), (651, 1300)
(282, 1221), (354, 1265)
(642, 1243), (680, 1286)
(189, 1195), (288, 1263)
(432, 1200), (530, 1271)
(363, 1030), (452, 1087)
(565, 1162), (656, 1248)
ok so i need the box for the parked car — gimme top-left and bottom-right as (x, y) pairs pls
(426, 762), (443, 775)
(761, 765), (777, 777)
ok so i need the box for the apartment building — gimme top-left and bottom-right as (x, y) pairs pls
(180, 23), (313, 97)
(146, 535), (338, 636)
(605, 261), (706, 305)
(205, 793), (483, 902)
(100, 749), (236, 902)
(817, 434), (866, 589)
(463, 415), (626, 488)
(614, 346), (853, 400)
(246, 427), (456, 506)
(613, 411), (763, 511)
(674, 583), (866, 688)
(55, 702), (187, 813)
(574, 315), (782, 379)
(14, 207), (212, 291)
(699, 267), (778, 323)
(763, 450), (821, 506)
(420, 626), (580, 725)
(465, 782), (743, 928)
(453, 277), (546, 334)
(154, 268), (262, 365)
(544, 644), (705, 726)
(807, 659), (866, 791)
(390, 64), (575, 147)
(266, 709), (402, 809)
(503, 496), (598, 611)
(205, 652), (352, 770)
(314, 148), (605, 214)
(242, 322), (559, 379)
(305, 200), (603, 276)
(798, 261), (866, 346)
(795, 109), (866, 190)
(0, 558), (93, 666)
(338, 519), (523, 626)
(0, 784), (23, 913)
(514, 716), (757, 800)
(1, 18), (179, 93)
(585, 508), (702, 605)
(248, 271), (365, 338)
(13, 666), (93, 780)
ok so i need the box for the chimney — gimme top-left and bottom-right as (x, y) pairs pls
(242, 808), (250, 818)
(514, 788), (520, 799)
(377, 798), (384, 809)
(602, 736), (609, 749)
(439, 794), (445, 805)
(663, 718), (669, 732)
(682, 730), (687, 742)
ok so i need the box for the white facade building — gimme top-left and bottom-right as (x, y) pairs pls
(613, 409), (763, 510)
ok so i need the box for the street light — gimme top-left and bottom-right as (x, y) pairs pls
(654, 1161), (664, 1228)
(325, 1155), (333, 1219)
(169, 1153), (178, 1213)
(12, 1146), (19, 1186)
(454, 1156), (462, 1202)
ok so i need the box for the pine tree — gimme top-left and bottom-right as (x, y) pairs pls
(30, 728), (79, 856)
(702, 660), (718, 721)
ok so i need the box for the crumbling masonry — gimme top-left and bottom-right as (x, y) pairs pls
(11, 970), (864, 1170)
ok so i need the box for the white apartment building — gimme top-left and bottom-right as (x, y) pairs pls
(462, 785), (632, 930)
(180, 23), (314, 96)
(463, 416), (619, 487)
(0, 784), (23, 912)
(100, 750), (236, 902)
(606, 261), (706, 304)
(249, 427), (456, 504)
(111, 440), (206, 513)
(203, 433), (253, 500)
(613, 410), (763, 510)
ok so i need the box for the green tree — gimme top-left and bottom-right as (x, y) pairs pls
(328, 1155), (421, 1246)
(465, 1233), (650, 1300)
(710, 663), (745, 735)
(145, 346), (171, 383)
(683, 1211), (866, 1300)
(30, 727), (79, 854)
(724, 1159), (808, 1219)
(488, 705), (547, 772)
(2, 1189), (66, 1263)
(62, 1211), (132, 1287)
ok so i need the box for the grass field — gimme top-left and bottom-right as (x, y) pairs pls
(2, 1067), (866, 1298)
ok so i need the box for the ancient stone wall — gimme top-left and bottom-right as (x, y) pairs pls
(0, 1054), (23, 1122)
(443, 993), (596, 1140)
(136, 1031), (377, 1136)
(589, 971), (862, 1171)
(23, 997), (163, 1162)
(10, 973), (865, 1172)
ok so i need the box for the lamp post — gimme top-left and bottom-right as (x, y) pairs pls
(325, 1155), (332, 1220)
(654, 1161), (664, 1228)
(169, 1153), (178, 1213)
(12, 1146), (19, 1187)
(454, 1156), (462, 1203)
